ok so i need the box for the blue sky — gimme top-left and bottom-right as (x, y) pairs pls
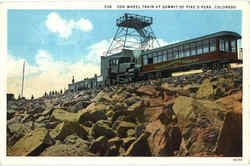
(7, 10), (242, 98)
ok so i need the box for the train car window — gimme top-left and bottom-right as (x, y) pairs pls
(203, 40), (209, 53)
(119, 57), (130, 63)
(210, 39), (216, 52)
(191, 43), (196, 56)
(184, 45), (190, 57)
(231, 40), (236, 52)
(168, 48), (173, 60)
(173, 48), (178, 59)
(148, 57), (153, 64)
(225, 40), (229, 52)
(158, 55), (163, 63)
(179, 46), (183, 58)
(153, 55), (157, 64)
(219, 39), (225, 51)
(143, 55), (148, 65)
(163, 51), (167, 62)
(197, 42), (202, 55)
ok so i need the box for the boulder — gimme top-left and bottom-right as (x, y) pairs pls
(126, 100), (146, 123)
(108, 137), (122, 147)
(127, 129), (136, 137)
(29, 106), (45, 114)
(39, 107), (54, 116)
(8, 128), (54, 156)
(122, 137), (136, 150)
(7, 122), (32, 146)
(173, 96), (226, 131)
(78, 103), (107, 123)
(7, 109), (16, 120)
(89, 136), (109, 156)
(216, 91), (242, 112)
(51, 108), (78, 122)
(173, 96), (230, 156)
(91, 121), (116, 139)
(196, 79), (214, 99)
(185, 126), (220, 155)
(125, 133), (151, 156)
(136, 85), (159, 96)
(216, 110), (242, 157)
(106, 145), (119, 156)
(40, 141), (93, 156)
(68, 101), (91, 113)
(50, 121), (88, 141)
(92, 90), (112, 103)
(116, 121), (136, 138)
(146, 120), (181, 156)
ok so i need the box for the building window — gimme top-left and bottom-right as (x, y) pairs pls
(184, 45), (190, 57)
(210, 39), (216, 52)
(173, 47), (178, 59)
(203, 40), (209, 53)
(191, 43), (196, 56)
(197, 41), (202, 55)
(179, 46), (183, 58)
(225, 40), (229, 52)
(231, 40), (236, 52)
(219, 39), (225, 51)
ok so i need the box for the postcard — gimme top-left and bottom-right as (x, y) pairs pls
(0, 0), (249, 165)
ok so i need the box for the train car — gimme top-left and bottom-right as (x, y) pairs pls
(101, 49), (138, 86)
(139, 31), (241, 80)
(69, 31), (241, 91)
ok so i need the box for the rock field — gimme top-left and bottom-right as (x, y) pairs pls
(7, 68), (242, 157)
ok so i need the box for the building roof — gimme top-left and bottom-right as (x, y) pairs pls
(143, 31), (241, 54)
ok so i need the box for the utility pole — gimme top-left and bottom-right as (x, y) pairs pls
(21, 61), (25, 98)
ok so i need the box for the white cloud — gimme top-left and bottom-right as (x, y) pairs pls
(46, 12), (93, 38)
(7, 50), (99, 99)
(86, 39), (111, 64)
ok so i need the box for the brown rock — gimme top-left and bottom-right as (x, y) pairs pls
(216, 91), (242, 112)
(108, 137), (122, 147)
(146, 120), (181, 156)
(40, 142), (94, 156)
(216, 110), (242, 157)
(91, 121), (116, 139)
(122, 137), (136, 150)
(173, 96), (226, 131)
(51, 108), (78, 122)
(136, 85), (159, 96)
(8, 128), (54, 156)
(50, 121), (88, 141)
(90, 136), (109, 156)
(125, 133), (151, 156)
(116, 121), (136, 138)
(78, 103), (107, 123)
(196, 79), (214, 99)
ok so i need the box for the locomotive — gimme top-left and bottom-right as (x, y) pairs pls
(68, 14), (241, 92)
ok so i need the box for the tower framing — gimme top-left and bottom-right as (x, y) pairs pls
(106, 13), (160, 56)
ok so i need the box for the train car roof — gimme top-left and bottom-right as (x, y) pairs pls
(143, 31), (241, 54)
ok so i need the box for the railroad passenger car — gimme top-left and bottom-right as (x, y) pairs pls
(140, 31), (241, 80)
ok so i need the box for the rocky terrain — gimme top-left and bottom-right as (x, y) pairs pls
(7, 68), (242, 157)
